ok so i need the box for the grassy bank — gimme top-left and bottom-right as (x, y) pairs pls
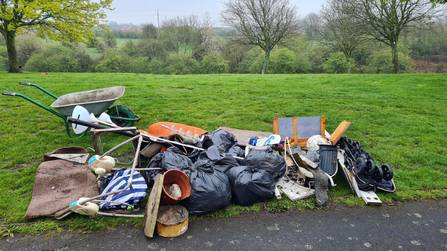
(1, 72), (446, 236)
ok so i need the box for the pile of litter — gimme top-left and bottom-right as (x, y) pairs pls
(6, 83), (396, 238)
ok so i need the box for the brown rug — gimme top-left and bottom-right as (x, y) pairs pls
(24, 147), (99, 220)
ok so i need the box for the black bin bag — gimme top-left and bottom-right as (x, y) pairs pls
(142, 146), (193, 187)
(227, 165), (276, 206)
(180, 155), (232, 215)
(243, 147), (286, 181)
(205, 129), (245, 161)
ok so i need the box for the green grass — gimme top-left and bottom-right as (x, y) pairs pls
(1, 72), (446, 236)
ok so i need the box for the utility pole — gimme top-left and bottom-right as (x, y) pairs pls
(157, 10), (159, 27)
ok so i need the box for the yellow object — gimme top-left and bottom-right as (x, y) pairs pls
(156, 205), (188, 237)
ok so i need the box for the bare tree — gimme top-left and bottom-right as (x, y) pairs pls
(351, 0), (436, 73)
(315, 0), (367, 73)
(221, 0), (298, 74)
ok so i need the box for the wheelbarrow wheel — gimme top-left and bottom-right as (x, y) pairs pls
(107, 105), (136, 127)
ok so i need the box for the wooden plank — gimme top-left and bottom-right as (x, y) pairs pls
(299, 155), (318, 169)
(272, 118), (279, 135)
(320, 116), (326, 137)
(329, 121), (352, 145)
(292, 117), (298, 144)
(144, 174), (164, 238)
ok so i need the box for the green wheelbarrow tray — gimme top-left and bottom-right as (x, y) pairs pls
(2, 82), (140, 138)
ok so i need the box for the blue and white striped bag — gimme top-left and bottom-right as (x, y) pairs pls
(99, 170), (147, 210)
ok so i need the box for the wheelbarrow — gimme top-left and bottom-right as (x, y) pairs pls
(2, 81), (140, 138)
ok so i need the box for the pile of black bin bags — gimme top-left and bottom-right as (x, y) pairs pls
(142, 129), (286, 215)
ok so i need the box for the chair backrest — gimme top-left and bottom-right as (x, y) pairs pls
(273, 116), (325, 147)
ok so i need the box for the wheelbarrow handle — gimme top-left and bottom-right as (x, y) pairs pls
(18, 81), (58, 99)
(2, 91), (16, 96)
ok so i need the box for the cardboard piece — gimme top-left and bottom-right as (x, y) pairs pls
(218, 126), (272, 147)
(48, 153), (89, 164)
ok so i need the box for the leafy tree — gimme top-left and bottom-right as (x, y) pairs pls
(351, 0), (436, 73)
(221, 0), (298, 74)
(141, 24), (158, 40)
(0, 0), (112, 73)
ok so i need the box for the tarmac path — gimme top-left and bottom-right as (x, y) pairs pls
(1, 199), (446, 251)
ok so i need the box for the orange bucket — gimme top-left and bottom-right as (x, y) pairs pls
(160, 169), (191, 205)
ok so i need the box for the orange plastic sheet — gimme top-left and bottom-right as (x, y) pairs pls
(145, 122), (208, 138)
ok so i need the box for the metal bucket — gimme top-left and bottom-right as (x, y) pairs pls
(319, 145), (338, 177)
(156, 205), (189, 237)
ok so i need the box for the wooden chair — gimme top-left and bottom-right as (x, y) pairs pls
(273, 116), (326, 147)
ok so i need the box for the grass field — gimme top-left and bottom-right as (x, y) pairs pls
(0, 72), (446, 236)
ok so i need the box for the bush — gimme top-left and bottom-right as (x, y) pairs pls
(127, 57), (151, 73)
(164, 54), (199, 74)
(281, 35), (322, 73)
(221, 41), (251, 73)
(95, 50), (126, 73)
(25, 44), (86, 72)
(0, 55), (8, 71)
(137, 39), (168, 61)
(268, 48), (297, 74)
(0, 46), (7, 71)
(323, 52), (354, 73)
(237, 48), (263, 74)
(364, 44), (414, 73)
(199, 53), (229, 74)
(15, 35), (44, 67)
(120, 40), (139, 58)
(147, 58), (165, 74)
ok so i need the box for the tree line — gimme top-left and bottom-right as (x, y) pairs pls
(1, 0), (446, 74)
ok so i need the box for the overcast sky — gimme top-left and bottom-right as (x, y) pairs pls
(104, 0), (326, 26)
